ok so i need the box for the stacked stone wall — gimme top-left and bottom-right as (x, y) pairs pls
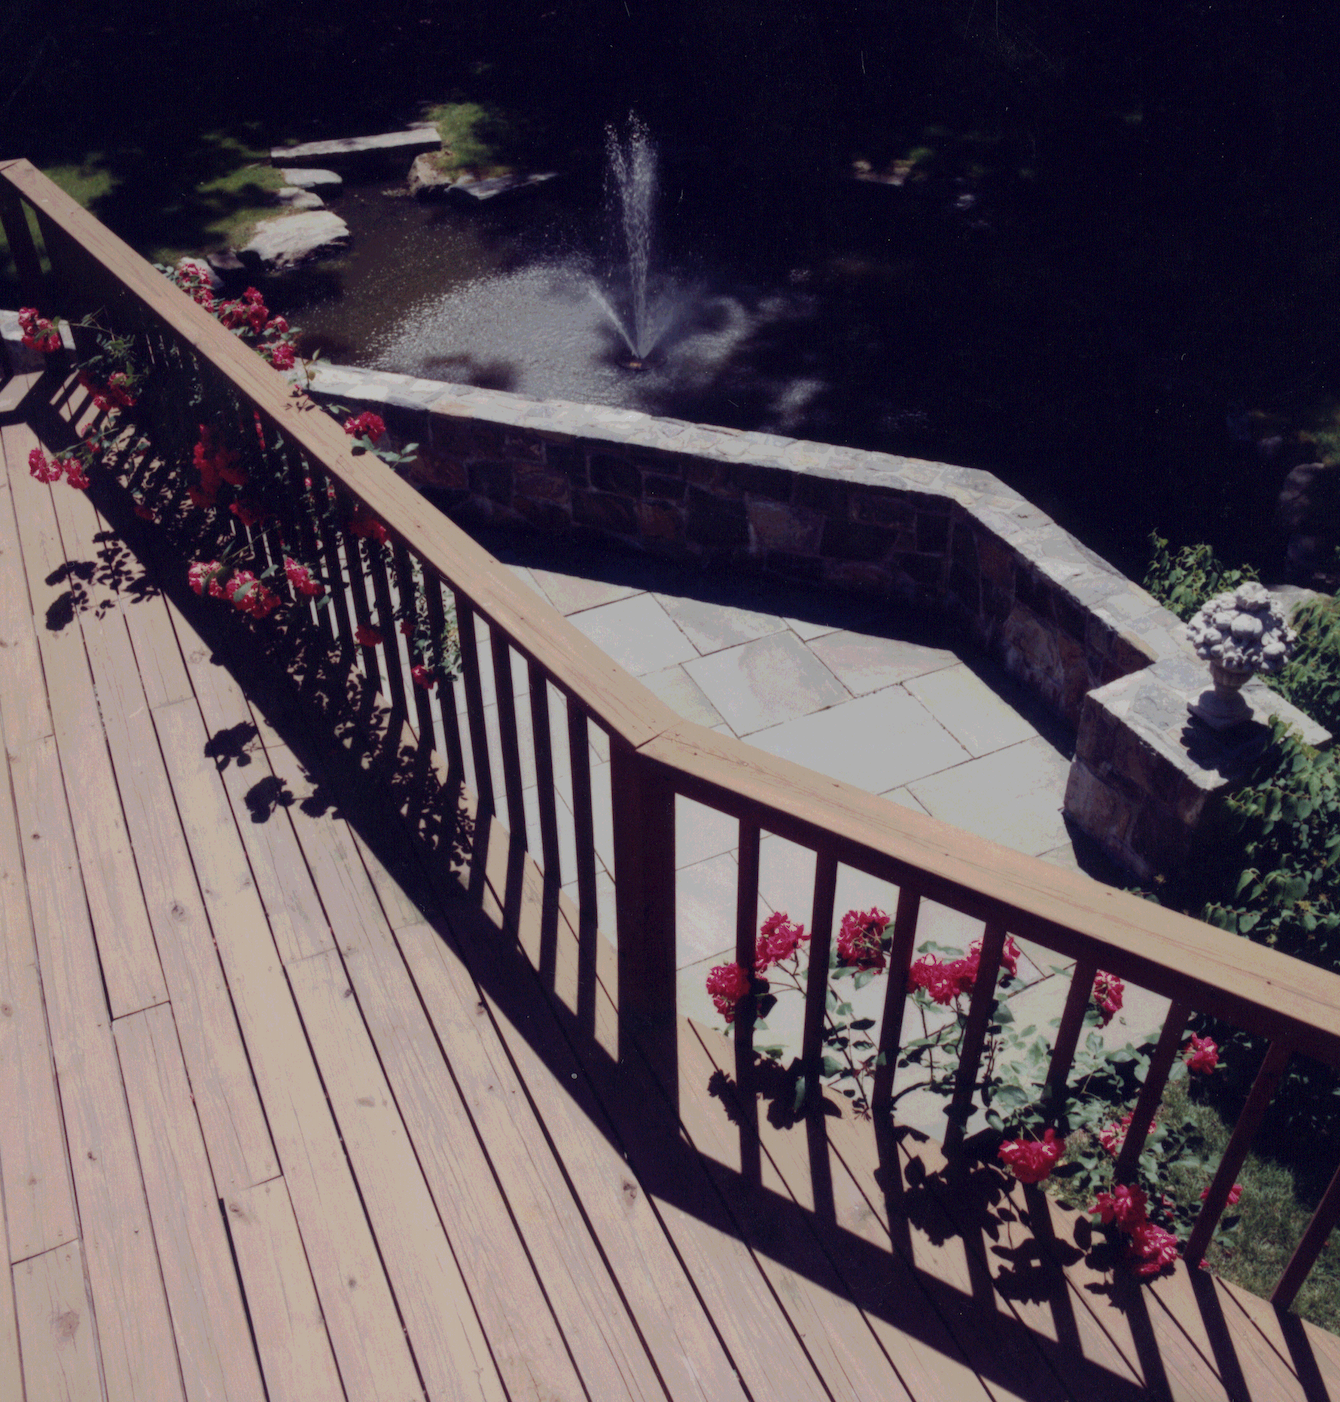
(291, 362), (1329, 881)
(306, 365), (1180, 733)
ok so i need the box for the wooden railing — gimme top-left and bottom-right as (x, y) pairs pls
(5, 155), (1340, 1309)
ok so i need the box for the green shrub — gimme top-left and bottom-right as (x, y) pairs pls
(1143, 531), (1259, 622)
(1142, 533), (1340, 1203)
(1272, 593), (1340, 734)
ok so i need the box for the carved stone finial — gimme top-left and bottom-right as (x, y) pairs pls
(1186, 583), (1296, 729)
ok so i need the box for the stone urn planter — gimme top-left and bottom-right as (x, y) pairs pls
(1185, 582), (1296, 729)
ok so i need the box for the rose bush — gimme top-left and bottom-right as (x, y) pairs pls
(710, 909), (1242, 1280)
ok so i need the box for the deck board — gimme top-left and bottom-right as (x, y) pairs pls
(78, 609), (279, 1195)
(285, 950), (509, 1402)
(11, 1243), (105, 1402)
(0, 749), (77, 1265)
(42, 456), (169, 1016)
(9, 730), (185, 1402)
(0, 1191), (26, 1402)
(3, 395), (1337, 1402)
(221, 1178), (349, 1402)
(148, 694), (427, 1402)
(114, 1003), (267, 1402)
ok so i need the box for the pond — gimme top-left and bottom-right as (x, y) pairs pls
(275, 133), (1296, 584)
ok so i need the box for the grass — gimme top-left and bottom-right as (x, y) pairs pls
(1172, 1080), (1340, 1333)
(1, 132), (291, 286)
(1050, 1077), (1340, 1333)
(422, 101), (522, 180)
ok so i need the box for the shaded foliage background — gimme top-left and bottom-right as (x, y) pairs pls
(5, 0), (1340, 577)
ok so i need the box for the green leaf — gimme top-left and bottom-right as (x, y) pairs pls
(821, 1055), (843, 1077)
(793, 1076), (808, 1114)
(854, 969), (874, 990)
(994, 1083), (1031, 1109)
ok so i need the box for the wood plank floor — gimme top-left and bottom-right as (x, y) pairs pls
(2, 378), (1340, 1401)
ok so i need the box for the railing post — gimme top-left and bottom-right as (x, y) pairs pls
(609, 737), (677, 1108)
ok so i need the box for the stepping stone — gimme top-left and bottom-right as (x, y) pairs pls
(240, 211), (350, 271)
(446, 172), (558, 205)
(407, 153), (455, 201)
(270, 129), (441, 176)
(271, 187), (324, 210)
(276, 168), (343, 193)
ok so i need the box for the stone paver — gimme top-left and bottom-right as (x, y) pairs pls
(748, 689), (971, 792)
(684, 631), (849, 735)
(654, 593), (785, 654)
(638, 664), (724, 728)
(807, 630), (957, 695)
(567, 594), (700, 675)
(677, 853), (743, 966)
(529, 566), (644, 616)
(906, 736), (1073, 856)
(450, 529), (1171, 1130)
(903, 662), (1042, 756)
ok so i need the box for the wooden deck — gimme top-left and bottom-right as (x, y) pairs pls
(2, 380), (1340, 1402)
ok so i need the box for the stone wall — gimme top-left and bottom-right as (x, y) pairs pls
(293, 362), (1330, 880)
(303, 364), (1181, 732)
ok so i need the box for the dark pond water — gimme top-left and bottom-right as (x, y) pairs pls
(275, 150), (1300, 582)
(285, 174), (877, 437)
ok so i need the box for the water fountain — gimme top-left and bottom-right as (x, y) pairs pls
(590, 114), (662, 369)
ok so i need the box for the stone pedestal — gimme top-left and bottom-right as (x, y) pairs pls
(1065, 651), (1331, 882)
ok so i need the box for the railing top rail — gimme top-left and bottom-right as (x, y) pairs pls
(8, 155), (1340, 1073)
(648, 721), (1340, 1068)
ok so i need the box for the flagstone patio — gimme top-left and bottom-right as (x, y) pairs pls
(451, 529), (1166, 1133)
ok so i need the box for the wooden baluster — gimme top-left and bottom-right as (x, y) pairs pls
(567, 704), (597, 915)
(734, 820), (762, 1031)
(368, 537), (408, 720)
(528, 661), (561, 883)
(0, 188), (43, 306)
(312, 474), (355, 654)
(395, 545), (438, 748)
(800, 852), (839, 1224)
(1274, 1156), (1340, 1309)
(293, 468), (337, 643)
(1042, 954), (1099, 1112)
(734, 819), (763, 1180)
(453, 592), (494, 814)
(1185, 1039), (1292, 1268)
(944, 920), (1008, 1152)
(336, 496), (383, 692)
(269, 446), (309, 623)
(799, 852), (838, 1108)
(609, 737), (676, 1102)
(490, 630), (527, 846)
(424, 575), (464, 779)
(871, 884), (922, 1116)
(1113, 1002), (1191, 1184)
(567, 700), (599, 1035)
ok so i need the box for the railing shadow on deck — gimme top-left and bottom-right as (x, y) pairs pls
(9, 386), (1327, 1402)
